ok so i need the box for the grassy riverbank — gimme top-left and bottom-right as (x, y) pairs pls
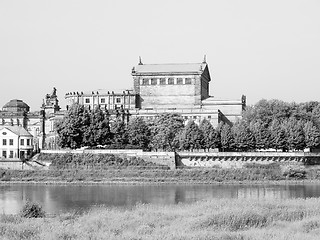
(2, 198), (320, 239)
(1, 163), (320, 184)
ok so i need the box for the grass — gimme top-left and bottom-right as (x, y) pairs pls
(1, 163), (318, 184)
(2, 198), (320, 239)
(2, 161), (320, 185)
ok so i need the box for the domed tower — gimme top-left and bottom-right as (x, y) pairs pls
(1, 99), (30, 128)
(2, 99), (30, 113)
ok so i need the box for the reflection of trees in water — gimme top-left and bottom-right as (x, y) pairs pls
(5, 184), (320, 214)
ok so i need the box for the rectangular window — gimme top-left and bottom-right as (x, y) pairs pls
(185, 78), (192, 84)
(100, 98), (105, 104)
(9, 151), (13, 158)
(160, 78), (166, 85)
(177, 78), (183, 84)
(85, 98), (90, 103)
(116, 98), (121, 103)
(20, 139), (24, 146)
(9, 139), (13, 145)
(2, 151), (6, 158)
(27, 139), (30, 146)
(2, 139), (6, 146)
(168, 78), (174, 85)
(151, 78), (157, 85)
(208, 116), (211, 119)
(142, 78), (149, 85)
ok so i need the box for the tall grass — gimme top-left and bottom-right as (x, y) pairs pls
(3, 162), (320, 183)
(2, 198), (320, 239)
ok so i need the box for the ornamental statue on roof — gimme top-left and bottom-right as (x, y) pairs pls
(42, 87), (60, 114)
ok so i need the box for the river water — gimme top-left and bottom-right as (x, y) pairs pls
(1, 183), (320, 215)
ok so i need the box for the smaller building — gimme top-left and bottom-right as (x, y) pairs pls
(0, 125), (33, 160)
(65, 89), (137, 111)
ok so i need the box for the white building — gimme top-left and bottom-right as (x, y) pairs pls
(0, 125), (33, 160)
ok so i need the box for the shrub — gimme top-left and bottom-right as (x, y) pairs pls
(20, 201), (45, 218)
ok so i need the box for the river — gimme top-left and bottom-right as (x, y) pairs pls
(1, 183), (320, 215)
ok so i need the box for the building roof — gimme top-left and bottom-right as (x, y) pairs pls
(65, 88), (134, 97)
(0, 125), (33, 137)
(132, 63), (207, 75)
(2, 99), (30, 112)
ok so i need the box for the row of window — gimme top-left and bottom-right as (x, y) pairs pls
(141, 78), (192, 86)
(85, 97), (123, 104)
(1, 150), (27, 158)
(2, 139), (32, 146)
(2, 150), (14, 158)
(141, 115), (213, 121)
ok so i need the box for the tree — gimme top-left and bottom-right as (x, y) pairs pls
(303, 120), (320, 149)
(232, 121), (255, 151)
(199, 119), (220, 151)
(285, 118), (306, 151)
(56, 104), (89, 149)
(219, 123), (234, 151)
(250, 120), (271, 150)
(83, 107), (112, 147)
(110, 117), (127, 146)
(126, 117), (151, 150)
(179, 120), (203, 151)
(269, 119), (288, 151)
(150, 113), (184, 151)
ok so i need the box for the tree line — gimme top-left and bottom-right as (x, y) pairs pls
(56, 100), (320, 152)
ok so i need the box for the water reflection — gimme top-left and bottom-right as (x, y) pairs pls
(1, 183), (320, 214)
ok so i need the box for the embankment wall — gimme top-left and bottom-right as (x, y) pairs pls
(176, 152), (320, 168)
(0, 160), (34, 170)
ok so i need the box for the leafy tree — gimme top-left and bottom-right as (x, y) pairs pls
(83, 107), (112, 147)
(110, 117), (127, 146)
(150, 113), (184, 151)
(179, 120), (203, 151)
(199, 119), (220, 151)
(219, 123), (234, 151)
(250, 120), (271, 150)
(269, 119), (288, 151)
(126, 117), (151, 150)
(232, 121), (255, 151)
(303, 120), (320, 149)
(285, 118), (306, 151)
(312, 104), (320, 130)
(243, 99), (293, 125)
(56, 104), (89, 149)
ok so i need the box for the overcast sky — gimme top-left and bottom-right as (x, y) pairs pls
(1, 0), (320, 111)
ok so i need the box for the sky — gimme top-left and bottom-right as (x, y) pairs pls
(1, 0), (320, 111)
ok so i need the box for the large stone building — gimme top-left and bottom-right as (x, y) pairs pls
(0, 57), (246, 155)
(65, 57), (245, 126)
(0, 88), (64, 155)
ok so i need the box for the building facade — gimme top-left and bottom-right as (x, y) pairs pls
(0, 88), (65, 155)
(65, 57), (245, 127)
(0, 126), (33, 159)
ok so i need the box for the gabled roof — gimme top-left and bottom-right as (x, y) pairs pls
(132, 63), (208, 75)
(0, 126), (33, 137)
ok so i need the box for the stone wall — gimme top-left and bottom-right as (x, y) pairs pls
(176, 152), (320, 168)
(0, 160), (34, 170)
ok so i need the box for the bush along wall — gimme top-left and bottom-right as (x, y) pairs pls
(37, 153), (169, 170)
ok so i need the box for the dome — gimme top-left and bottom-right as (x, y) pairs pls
(2, 99), (30, 112)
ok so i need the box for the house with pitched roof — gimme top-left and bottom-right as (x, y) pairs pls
(0, 125), (33, 159)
